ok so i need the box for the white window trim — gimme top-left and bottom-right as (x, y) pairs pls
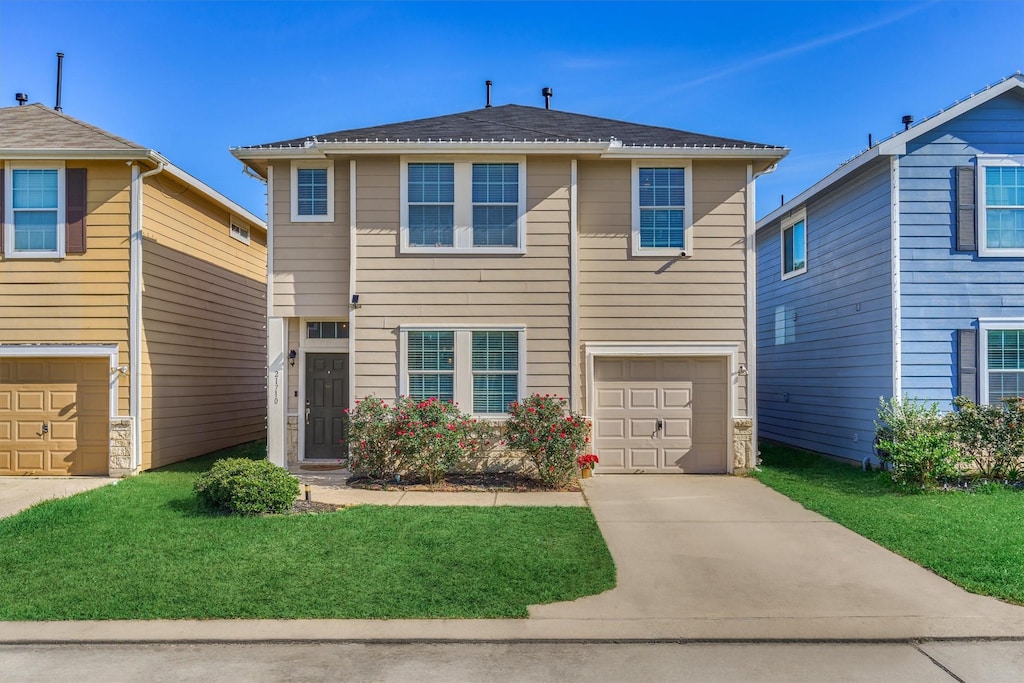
(229, 218), (251, 245)
(301, 318), (350, 349)
(780, 207), (808, 280)
(3, 160), (66, 259)
(977, 155), (1024, 258)
(398, 324), (527, 417)
(978, 318), (1024, 405)
(631, 159), (693, 257)
(399, 156), (527, 255)
(290, 160), (334, 223)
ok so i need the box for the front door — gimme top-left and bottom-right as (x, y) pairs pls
(304, 353), (348, 459)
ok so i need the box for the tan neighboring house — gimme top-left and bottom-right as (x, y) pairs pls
(1, 103), (267, 476)
(233, 102), (787, 473)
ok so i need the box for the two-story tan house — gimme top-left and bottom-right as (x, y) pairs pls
(233, 102), (786, 473)
(1, 104), (267, 476)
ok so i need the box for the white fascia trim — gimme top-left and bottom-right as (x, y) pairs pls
(569, 158), (580, 413)
(399, 156), (527, 255)
(3, 160), (66, 259)
(631, 159), (693, 257)
(779, 208), (808, 281)
(890, 157), (903, 400)
(759, 148), (882, 229)
(349, 159), (358, 410)
(977, 155), (1024, 258)
(0, 344), (121, 418)
(289, 160), (335, 223)
(231, 144), (323, 161)
(396, 324), (528, 417)
(978, 318), (1024, 405)
(877, 76), (1024, 156)
(320, 141), (612, 155)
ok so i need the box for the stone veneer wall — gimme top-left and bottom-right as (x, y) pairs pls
(109, 418), (134, 477)
(732, 418), (754, 471)
(286, 416), (298, 465)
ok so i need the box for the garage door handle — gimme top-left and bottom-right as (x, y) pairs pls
(41, 422), (49, 434)
(655, 419), (663, 432)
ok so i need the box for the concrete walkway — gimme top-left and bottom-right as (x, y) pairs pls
(3, 474), (1023, 645)
(0, 477), (118, 519)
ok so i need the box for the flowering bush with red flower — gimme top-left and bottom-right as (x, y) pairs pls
(505, 394), (591, 488)
(346, 395), (491, 487)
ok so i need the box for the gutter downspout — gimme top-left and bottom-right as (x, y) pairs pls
(569, 159), (579, 413)
(746, 161), (777, 469)
(129, 160), (165, 472)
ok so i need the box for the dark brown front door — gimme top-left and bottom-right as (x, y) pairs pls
(304, 353), (348, 459)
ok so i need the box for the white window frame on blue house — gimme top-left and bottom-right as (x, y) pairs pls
(631, 160), (693, 257)
(976, 155), (1024, 258)
(399, 157), (527, 255)
(978, 318), (1024, 405)
(290, 160), (334, 223)
(3, 160), (66, 259)
(780, 208), (807, 280)
(398, 324), (527, 418)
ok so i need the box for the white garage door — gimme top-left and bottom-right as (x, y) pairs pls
(593, 356), (729, 473)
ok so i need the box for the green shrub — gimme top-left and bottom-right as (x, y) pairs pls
(875, 396), (962, 488)
(505, 394), (590, 488)
(346, 396), (401, 479)
(194, 458), (299, 515)
(949, 396), (1024, 481)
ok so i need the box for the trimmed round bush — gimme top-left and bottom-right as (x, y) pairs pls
(194, 458), (299, 515)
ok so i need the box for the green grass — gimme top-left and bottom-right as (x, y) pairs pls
(752, 442), (1024, 605)
(0, 442), (615, 620)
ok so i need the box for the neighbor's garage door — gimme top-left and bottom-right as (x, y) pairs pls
(593, 356), (729, 473)
(0, 358), (109, 476)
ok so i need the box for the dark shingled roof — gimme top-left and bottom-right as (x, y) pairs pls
(0, 103), (145, 151)
(247, 104), (781, 150)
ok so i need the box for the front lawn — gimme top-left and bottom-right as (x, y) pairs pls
(752, 442), (1024, 605)
(0, 442), (615, 620)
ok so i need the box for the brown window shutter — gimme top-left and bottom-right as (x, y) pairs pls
(66, 167), (87, 254)
(955, 165), (976, 251)
(957, 329), (978, 403)
(0, 167), (5, 255)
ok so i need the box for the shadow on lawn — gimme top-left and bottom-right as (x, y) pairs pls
(758, 441), (897, 497)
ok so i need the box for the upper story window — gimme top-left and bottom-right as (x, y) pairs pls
(980, 322), (1023, 404)
(229, 220), (250, 244)
(400, 158), (526, 254)
(290, 161), (334, 222)
(306, 321), (349, 339)
(631, 160), (693, 256)
(401, 326), (525, 416)
(978, 156), (1024, 257)
(4, 162), (65, 258)
(781, 209), (807, 279)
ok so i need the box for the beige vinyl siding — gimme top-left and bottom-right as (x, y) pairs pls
(270, 160), (350, 317)
(140, 174), (267, 469)
(0, 160), (131, 414)
(353, 156), (572, 404)
(578, 159), (750, 414)
(287, 317), (299, 414)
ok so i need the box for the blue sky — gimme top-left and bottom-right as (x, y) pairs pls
(2, 1), (1022, 218)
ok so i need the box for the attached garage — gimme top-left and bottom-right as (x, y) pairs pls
(0, 357), (110, 476)
(591, 355), (730, 473)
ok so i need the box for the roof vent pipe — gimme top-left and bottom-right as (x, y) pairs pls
(15, 93), (28, 106)
(542, 87), (553, 109)
(901, 114), (913, 131)
(485, 80), (493, 108)
(54, 52), (64, 112)
(868, 133), (873, 147)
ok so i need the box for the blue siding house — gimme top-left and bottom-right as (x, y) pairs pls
(756, 74), (1024, 463)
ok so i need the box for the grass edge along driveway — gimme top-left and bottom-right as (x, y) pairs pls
(752, 442), (1024, 606)
(0, 443), (616, 621)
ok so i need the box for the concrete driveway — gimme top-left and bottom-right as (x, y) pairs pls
(530, 475), (1024, 639)
(0, 477), (117, 519)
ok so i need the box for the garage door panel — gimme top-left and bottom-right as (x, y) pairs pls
(628, 388), (657, 409)
(49, 421), (78, 441)
(16, 421), (44, 441)
(594, 355), (729, 474)
(629, 448), (659, 469)
(79, 419), (109, 443)
(0, 450), (10, 470)
(16, 391), (45, 411)
(0, 391), (11, 410)
(17, 450), (45, 471)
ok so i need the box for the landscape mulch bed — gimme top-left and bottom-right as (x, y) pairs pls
(345, 472), (582, 493)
